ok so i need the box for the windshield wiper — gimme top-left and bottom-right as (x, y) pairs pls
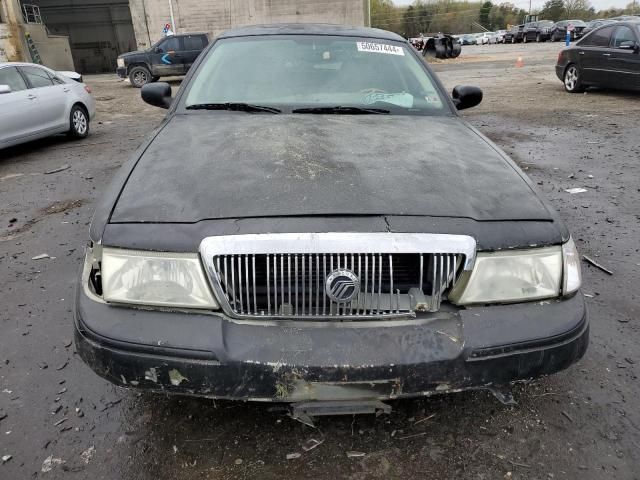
(186, 102), (281, 113)
(291, 106), (390, 115)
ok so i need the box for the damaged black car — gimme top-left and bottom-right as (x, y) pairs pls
(76, 24), (587, 420)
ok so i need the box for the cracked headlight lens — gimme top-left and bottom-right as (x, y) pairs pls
(449, 246), (562, 305)
(101, 248), (218, 309)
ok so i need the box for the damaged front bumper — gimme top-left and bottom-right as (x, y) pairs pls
(74, 282), (588, 402)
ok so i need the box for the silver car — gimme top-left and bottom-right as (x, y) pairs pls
(0, 62), (96, 149)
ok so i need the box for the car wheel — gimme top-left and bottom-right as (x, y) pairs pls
(67, 105), (89, 138)
(129, 66), (151, 88)
(564, 64), (584, 93)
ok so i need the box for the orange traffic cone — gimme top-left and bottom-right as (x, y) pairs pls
(515, 56), (524, 67)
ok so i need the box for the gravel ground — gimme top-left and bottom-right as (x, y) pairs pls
(1, 43), (639, 479)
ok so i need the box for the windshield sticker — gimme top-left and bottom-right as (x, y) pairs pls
(363, 92), (413, 108)
(356, 42), (405, 56)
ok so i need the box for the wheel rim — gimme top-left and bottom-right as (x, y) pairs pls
(565, 66), (578, 90)
(73, 110), (87, 134)
(133, 70), (147, 86)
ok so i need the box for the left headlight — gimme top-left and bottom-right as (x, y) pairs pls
(117, 58), (125, 68)
(450, 239), (581, 305)
(101, 248), (218, 309)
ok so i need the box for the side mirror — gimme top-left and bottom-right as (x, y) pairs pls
(619, 41), (640, 52)
(0, 85), (11, 94)
(452, 85), (483, 110)
(141, 82), (172, 109)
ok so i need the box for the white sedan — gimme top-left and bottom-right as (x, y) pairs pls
(0, 62), (96, 149)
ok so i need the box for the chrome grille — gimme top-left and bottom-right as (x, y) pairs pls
(200, 233), (477, 320)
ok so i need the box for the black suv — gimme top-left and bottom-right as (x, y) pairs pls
(116, 33), (209, 87)
(523, 20), (555, 42)
(505, 24), (525, 43)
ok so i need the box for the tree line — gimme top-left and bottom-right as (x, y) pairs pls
(371, 0), (639, 37)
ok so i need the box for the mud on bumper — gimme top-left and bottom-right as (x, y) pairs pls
(75, 284), (588, 402)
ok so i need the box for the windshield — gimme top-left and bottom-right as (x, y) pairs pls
(183, 35), (448, 115)
(569, 20), (587, 26)
(539, 21), (554, 27)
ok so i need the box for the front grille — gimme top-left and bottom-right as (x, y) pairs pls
(200, 233), (476, 320)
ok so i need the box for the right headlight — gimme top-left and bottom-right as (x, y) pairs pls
(101, 247), (218, 309)
(449, 239), (581, 306)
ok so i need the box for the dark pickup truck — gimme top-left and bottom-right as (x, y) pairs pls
(116, 33), (209, 87)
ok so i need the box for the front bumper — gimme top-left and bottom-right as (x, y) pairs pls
(116, 66), (127, 78)
(75, 282), (588, 402)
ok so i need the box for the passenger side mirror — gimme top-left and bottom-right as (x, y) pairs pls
(141, 82), (172, 109)
(0, 85), (11, 94)
(452, 85), (483, 110)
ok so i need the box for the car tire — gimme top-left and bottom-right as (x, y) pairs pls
(67, 105), (89, 139)
(129, 66), (151, 88)
(564, 64), (584, 93)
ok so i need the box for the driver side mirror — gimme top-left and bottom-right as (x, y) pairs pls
(141, 82), (172, 109)
(619, 41), (640, 53)
(452, 85), (483, 110)
(0, 85), (11, 94)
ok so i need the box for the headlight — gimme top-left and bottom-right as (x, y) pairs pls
(450, 246), (562, 305)
(561, 237), (581, 294)
(117, 58), (125, 68)
(101, 248), (218, 309)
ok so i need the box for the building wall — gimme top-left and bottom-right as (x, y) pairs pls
(0, 0), (74, 69)
(36, 0), (137, 73)
(128, 0), (367, 49)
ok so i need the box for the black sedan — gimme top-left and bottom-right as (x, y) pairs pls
(556, 21), (640, 92)
(76, 24), (587, 418)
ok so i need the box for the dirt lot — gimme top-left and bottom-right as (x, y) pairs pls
(1, 42), (639, 479)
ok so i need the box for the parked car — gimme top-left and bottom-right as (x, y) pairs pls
(505, 24), (525, 43)
(551, 20), (587, 41)
(556, 20), (640, 92)
(478, 32), (494, 44)
(116, 32), (209, 87)
(489, 30), (507, 43)
(0, 62), (95, 149)
(461, 34), (477, 45)
(582, 18), (617, 36)
(523, 20), (555, 42)
(76, 24), (587, 417)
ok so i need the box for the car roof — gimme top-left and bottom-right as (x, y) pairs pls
(217, 23), (405, 42)
(0, 62), (53, 71)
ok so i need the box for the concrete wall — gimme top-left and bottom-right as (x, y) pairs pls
(0, 0), (74, 69)
(128, 0), (367, 49)
(36, 0), (137, 73)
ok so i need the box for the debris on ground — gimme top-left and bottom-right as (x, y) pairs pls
(0, 410), (7, 421)
(1, 455), (12, 464)
(32, 253), (52, 260)
(398, 432), (427, 440)
(564, 187), (588, 194)
(53, 417), (68, 426)
(234, 458), (242, 465)
(561, 411), (574, 422)
(38, 361), (48, 369)
(583, 255), (613, 275)
(80, 446), (95, 464)
(413, 413), (436, 425)
(346, 451), (366, 458)
(301, 438), (324, 452)
(41, 455), (65, 472)
(44, 164), (70, 175)
(286, 453), (301, 460)
(55, 361), (69, 371)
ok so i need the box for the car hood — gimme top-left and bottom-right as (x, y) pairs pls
(119, 50), (147, 59)
(110, 113), (553, 223)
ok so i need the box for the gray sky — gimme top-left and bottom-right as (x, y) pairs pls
(393, 0), (633, 12)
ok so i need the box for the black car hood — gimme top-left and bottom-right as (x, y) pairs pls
(110, 113), (552, 223)
(119, 50), (148, 58)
